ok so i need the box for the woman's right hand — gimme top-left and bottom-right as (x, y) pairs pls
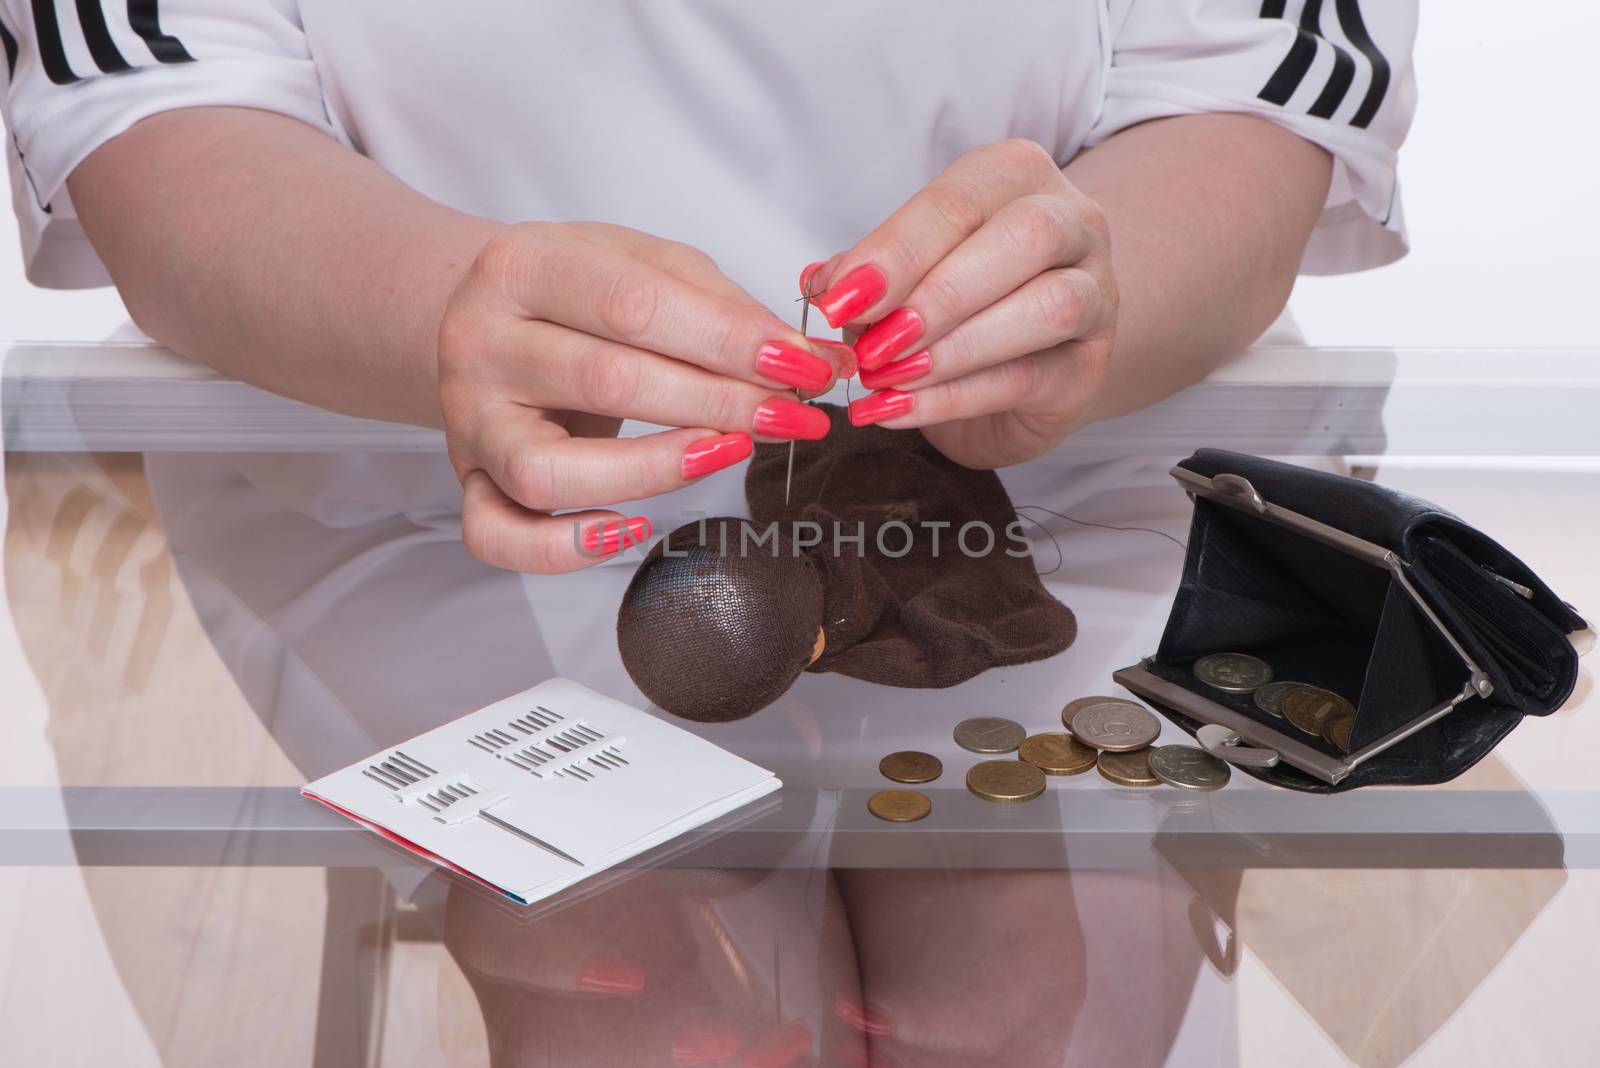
(437, 222), (853, 574)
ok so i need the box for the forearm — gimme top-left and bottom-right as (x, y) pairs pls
(1064, 113), (1333, 423)
(67, 107), (505, 427)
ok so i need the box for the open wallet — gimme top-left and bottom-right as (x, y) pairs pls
(1113, 450), (1590, 791)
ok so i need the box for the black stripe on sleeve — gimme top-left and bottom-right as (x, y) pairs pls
(75, 1), (132, 74)
(1259, 1), (1289, 18)
(30, 1), (81, 84)
(1257, 29), (1318, 106)
(1335, 0), (1391, 128)
(127, 0), (193, 64)
(1305, 0), (1357, 118)
(0, 16), (19, 79)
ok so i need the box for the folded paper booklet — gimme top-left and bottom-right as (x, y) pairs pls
(303, 677), (782, 905)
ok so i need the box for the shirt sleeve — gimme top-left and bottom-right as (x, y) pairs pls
(0, 1), (342, 288)
(1088, 0), (1418, 275)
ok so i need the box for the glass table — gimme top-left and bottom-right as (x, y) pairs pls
(3, 342), (1597, 1067)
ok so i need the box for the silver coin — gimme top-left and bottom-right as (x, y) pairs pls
(1251, 681), (1304, 718)
(1068, 700), (1160, 752)
(1148, 745), (1232, 791)
(1193, 653), (1274, 694)
(953, 716), (1026, 754)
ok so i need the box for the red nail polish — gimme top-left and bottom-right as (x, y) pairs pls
(754, 398), (830, 440)
(799, 260), (827, 295)
(577, 957), (646, 995)
(815, 264), (887, 328)
(832, 993), (894, 1037)
(807, 336), (858, 378)
(756, 340), (831, 391)
(581, 516), (652, 556)
(854, 307), (923, 372)
(858, 348), (931, 390)
(847, 390), (913, 427)
(671, 1025), (741, 1065)
(741, 1021), (813, 1068)
(682, 432), (753, 479)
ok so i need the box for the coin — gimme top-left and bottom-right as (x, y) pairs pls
(1282, 686), (1354, 739)
(1060, 695), (1145, 733)
(1252, 681), (1304, 718)
(868, 789), (932, 822)
(966, 760), (1046, 803)
(1096, 748), (1161, 788)
(953, 717), (1026, 754)
(879, 751), (943, 784)
(1193, 652), (1274, 694)
(1320, 713), (1355, 753)
(1148, 745), (1232, 791)
(1069, 700), (1161, 752)
(1018, 732), (1097, 776)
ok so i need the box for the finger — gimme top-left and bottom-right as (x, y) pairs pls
(858, 267), (1106, 391)
(497, 321), (833, 441)
(847, 344), (1102, 431)
(472, 403), (753, 512)
(501, 231), (847, 392)
(459, 471), (647, 575)
(805, 139), (1067, 330)
(852, 196), (1102, 373)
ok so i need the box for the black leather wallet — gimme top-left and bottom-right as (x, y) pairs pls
(1113, 450), (1590, 791)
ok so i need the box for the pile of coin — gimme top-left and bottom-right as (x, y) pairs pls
(1193, 652), (1357, 752)
(866, 695), (1233, 820)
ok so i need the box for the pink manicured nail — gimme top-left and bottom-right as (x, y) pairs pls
(854, 307), (923, 372)
(847, 390), (913, 427)
(807, 336), (858, 378)
(799, 260), (826, 295)
(581, 517), (652, 556)
(833, 993), (894, 1037)
(577, 957), (646, 995)
(682, 432), (753, 479)
(858, 348), (931, 389)
(756, 340), (831, 391)
(741, 1021), (813, 1068)
(815, 264), (887, 328)
(671, 1025), (741, 1065)
(754, 398), (830, 440)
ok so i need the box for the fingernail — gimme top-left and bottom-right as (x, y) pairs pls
(581, 516), (652, 556)
(682, 432), (753, 479)
(847, 389), (913, 427)
(754, 397), (830, 441)
(815, 264), (887, 328)
(741, 1021), (813, 1068)
(799, 260), (826, 295)
(577, 957), (646, 996)
(807, 336), (858, 378)
(858, 348), (931, 390)
(756, 340), (831, 391)
(671, 1025), (741, 1065)
(833, 993), (894, 1037)
(853, 307), (923, 372)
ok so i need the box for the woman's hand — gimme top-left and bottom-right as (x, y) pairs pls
(802, 139), (1118, 469)
(439, 221), (853, 574)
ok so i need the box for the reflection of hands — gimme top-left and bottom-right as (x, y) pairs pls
(834, 869), (1086, 1066)
(443, 869), (864, 1067)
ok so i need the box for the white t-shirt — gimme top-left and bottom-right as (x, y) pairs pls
(3, 0), (1416, 299)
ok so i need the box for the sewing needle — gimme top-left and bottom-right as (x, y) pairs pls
(786, 275), (815, 505)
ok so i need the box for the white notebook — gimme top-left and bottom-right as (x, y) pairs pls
(303, 677), (781, 905)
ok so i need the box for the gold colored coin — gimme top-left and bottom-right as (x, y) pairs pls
(1320, 713), (1355, 753)
(867, 789), (932, 822)
(1061, 696), (1143, 733)
(1097, 748), (1161, 788)
(1018, 732), (1097, 776)
(965, 760), (1046, 803)
(879, 751), (943, 784)
(1282, 686), (1354, 738)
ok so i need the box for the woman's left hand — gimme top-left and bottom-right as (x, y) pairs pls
(801, 138), (1118, 469)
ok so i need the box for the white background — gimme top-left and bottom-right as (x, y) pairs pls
(2, 3), (1597, 348)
